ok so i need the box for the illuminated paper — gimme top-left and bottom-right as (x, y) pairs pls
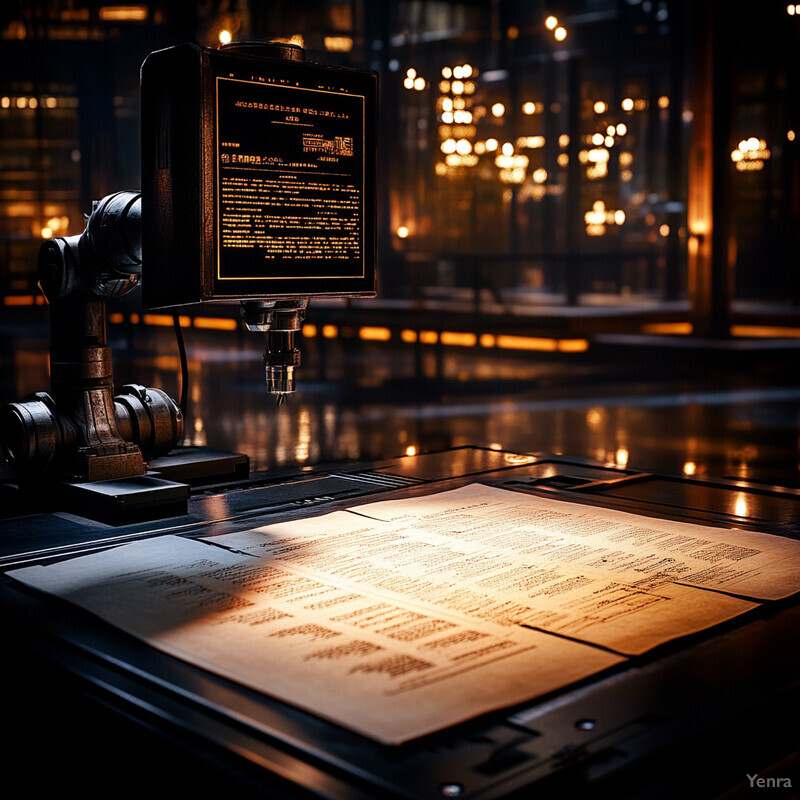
(350, 484), (800, 601)
(10, 482), (792, 744)
(9, 534), (622, 745)
(216, 495), (757, 656)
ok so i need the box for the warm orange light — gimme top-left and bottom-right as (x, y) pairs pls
(440, 331), (477, 347)
(557, 339), (589, 353)
(273, 34), (304, 48)
(324, 36), (353, 52)
(642, 322), (693, 335)
(419, 330), (438, 344)
(496, 335), (558, 352)
(359, 326), (392, 341)
(143, 313), (174, 327)
(683, 461), (697, 476)
(730, 325), (800, 339)
(302, 324), (317, 338)
(193, 316), (237, 331)
(3, 295), (35, 306)
(99, 5), (148, 21)
(401, 329), (418, 343)
(405, 445), (418, 457)
(322, 324), (338, 338)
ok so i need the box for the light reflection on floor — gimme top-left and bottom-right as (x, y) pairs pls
(2, 321), (799, 488)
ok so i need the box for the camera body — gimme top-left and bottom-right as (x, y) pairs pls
(140, 42), (378, 309)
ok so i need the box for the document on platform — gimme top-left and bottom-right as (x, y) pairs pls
(9, 482), (796, 743)
(9, 534), (623, 744)
(211, 487), (762, 656)
(346, 483), (800, 602)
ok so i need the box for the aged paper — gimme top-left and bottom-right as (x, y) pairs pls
(10, 482), (793, 744)
(9, 534), (622, 744)
(214, 499), (756, 656)
(350, 484), (800, 601)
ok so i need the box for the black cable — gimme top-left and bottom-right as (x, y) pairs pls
(173, 312), (189, 419)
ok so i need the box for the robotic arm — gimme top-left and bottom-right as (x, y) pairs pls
(0, 191), (183, 482)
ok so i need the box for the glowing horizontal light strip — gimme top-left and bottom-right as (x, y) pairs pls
(440, 331), (477, 347)
(324, 35), (353, 52)
(3, 295), (35, 306)
(558, 339), (589, 353)
(98, 5), (148, 21)
(641, 322), (693, 335)
(359, 326), (392, 341)
(142, 313), (174, 327)
(731, 325), (800, 338)
(193, 316), (237, 331)
(495, 335), (558, 352)
(141, 314), (191, 327)
(91, 313), (598, 354)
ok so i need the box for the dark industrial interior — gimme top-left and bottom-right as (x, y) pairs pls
(1, 2), (798, 798)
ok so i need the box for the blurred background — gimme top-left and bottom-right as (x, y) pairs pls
(1, 0), (798, 487)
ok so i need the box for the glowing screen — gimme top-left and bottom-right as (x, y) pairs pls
(216, 76), (365, 281)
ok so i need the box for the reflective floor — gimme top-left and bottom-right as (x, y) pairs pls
(2, 310), (799, 489)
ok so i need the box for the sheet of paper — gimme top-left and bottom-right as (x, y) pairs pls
(351, 484), (800, 601)
(8, 534), (623, 745)
(11, 481), (793, 744)
(214, 502), (755, 656)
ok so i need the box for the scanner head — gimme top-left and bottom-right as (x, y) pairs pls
(140, 42), (378, 309)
